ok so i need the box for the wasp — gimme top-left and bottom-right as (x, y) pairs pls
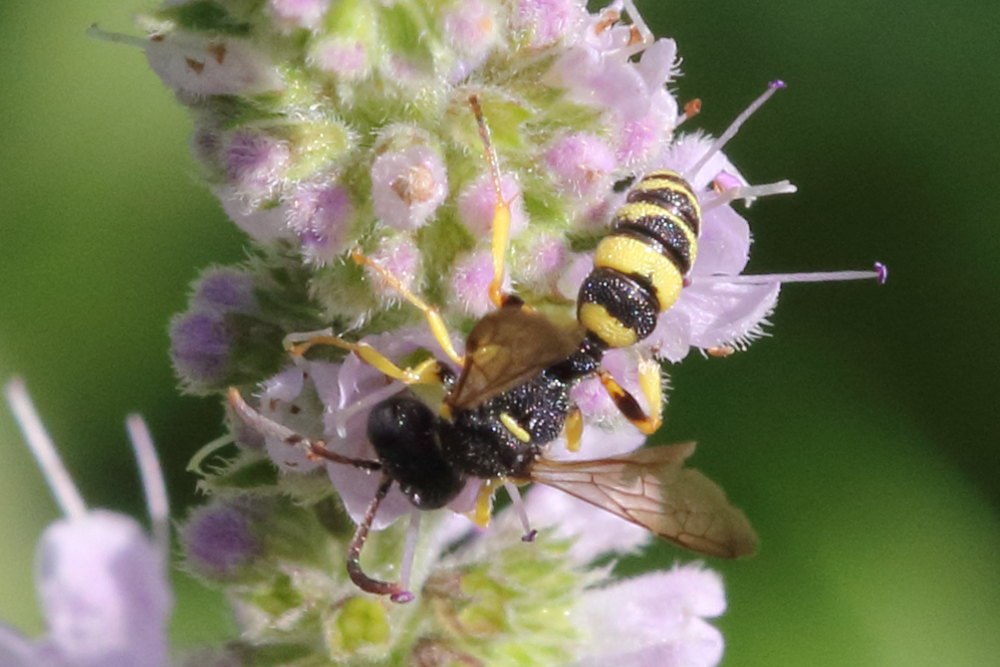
(228, 89), (781, 601)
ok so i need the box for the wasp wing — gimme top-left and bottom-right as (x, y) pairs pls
(448, 306), (584, 409)
(522, 442), (757, 558)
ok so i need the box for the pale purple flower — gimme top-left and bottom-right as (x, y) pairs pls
(368, 236), (421, 299)
(256, 328), (470, 529)
(443, 0), (498, 59)
(225, 131), (292, 202)
(449, 249), (502, 317)
(456, 172), (528, 239)
(371, 144), (449, 230)
(572, 564), (727, 666)
(286, 181), (354, 264)
(544, 2), (680, 169)
(511, 0), (587, 49)
(310, 38), (370, 80)
(256, 362), (331, 473)
(515, 233), (568, 292)
(1, 380), (172, 667)
(216, 187), (292, 243)
(143, 33), (284, 97)
(434, 479), (729, 665)
(170, 309), (232, 386)
(269, 0), (328, 31)
(545, 132), (617, 202)
(525, 483), (650, 563)
(182, 502), (261, 580)
(193, 268), (256, 314)
(556, 251), (595, 301)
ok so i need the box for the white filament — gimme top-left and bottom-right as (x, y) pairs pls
(398, 512), (421, 593)
(126, 414), (170, 559)
(4, 378), (87, 520)
(702, 180), (798, 212)
(685, 82), (785, 183)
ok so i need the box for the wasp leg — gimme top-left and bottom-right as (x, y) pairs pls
(468, 94), (515, 309)
(226, 387), (382, 470)
(346, 473), (414, 603)
(470, 478), (502, 528)
(597, 357), (663, 435)
(287, 329), (447, 386)
(564, 405), (583, 453)
(349, 247), (465, 367)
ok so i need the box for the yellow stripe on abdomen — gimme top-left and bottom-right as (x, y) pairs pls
(593, 235), (684, 312)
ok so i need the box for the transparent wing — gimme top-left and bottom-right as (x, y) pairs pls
(523, 442), (757, 558)
(448, 306), (583, 409)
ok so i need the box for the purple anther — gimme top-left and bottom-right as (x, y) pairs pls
(683, 277), (693, 288)
(874, 261), (888, 284)
(521, 529), (538, 543)
(390, 590), (414, 604)
(769, 79), (787, 89)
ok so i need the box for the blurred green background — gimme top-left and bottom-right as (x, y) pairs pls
(1, 1), (998, 664)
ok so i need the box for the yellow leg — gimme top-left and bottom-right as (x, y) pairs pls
(469, 95), (512, 309)
(564, 405), (583, 453)
(288, 333), (444, 386)
(350, 247), (464, 367)
(636, 357), (664, 433)
(469, 478), (502, 528)
(598, 357), (663, 435)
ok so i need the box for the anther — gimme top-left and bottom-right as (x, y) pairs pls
(874, 261), (889, 284)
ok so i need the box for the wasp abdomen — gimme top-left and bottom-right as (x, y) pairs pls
(578, 169), (701, 349)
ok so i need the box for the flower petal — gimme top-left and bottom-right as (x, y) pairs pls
(571, 565), (726, 667)
(35, 511), (171, 667)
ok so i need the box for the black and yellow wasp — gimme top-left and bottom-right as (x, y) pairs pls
(229, 94), (758, 602)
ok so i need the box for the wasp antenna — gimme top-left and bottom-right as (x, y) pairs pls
(4, 378), (87, 520)
(125, 414), (170, 559)
(503, 481), (537, 542)
(226, 387), (381, 470)
(346, 474), (413, 602)
(469, 94), (512, 309)
(685, 80), (787, 183)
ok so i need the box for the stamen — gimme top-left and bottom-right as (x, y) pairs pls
(126, 414), (170, 559)
(4, 378), (87, 520)
(619, 0), (654, 56)
(695, 262), (887, 286)
(504, 481), (537, 542)
(396, 512), (422, 600)
(86, 24), (149, 50)
(702, 179), (798, 212)
(685, 80), (787, 183)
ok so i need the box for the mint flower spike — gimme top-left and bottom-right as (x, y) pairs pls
(2, 378), (172, 667)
